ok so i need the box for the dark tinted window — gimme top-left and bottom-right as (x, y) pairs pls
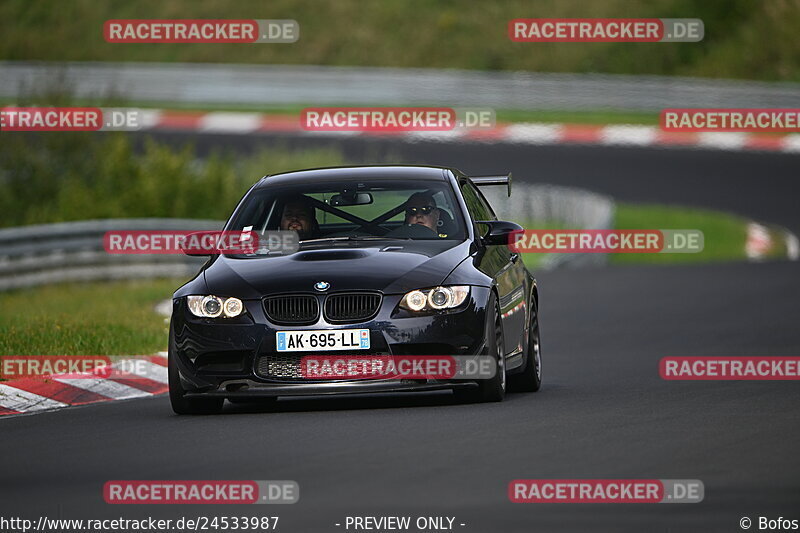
(460, 181), (495, 221)
(229, 179), (466, 241)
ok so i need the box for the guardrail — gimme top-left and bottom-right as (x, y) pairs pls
(0, 185), (614, 291)
(0, 219), (222, 292)
(2, 61), (799, 111)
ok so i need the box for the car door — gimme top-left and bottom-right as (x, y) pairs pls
(460, 180), (526, 356)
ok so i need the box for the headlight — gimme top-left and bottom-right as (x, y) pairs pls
(405, 290), (428, 311)
(223, 297), (243, 317)
(187, 295), (245, 318)
(399, 286), (469, 312)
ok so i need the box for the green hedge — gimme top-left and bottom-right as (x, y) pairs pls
(0, 133), (346, 227)
(1, 0), (798, 80)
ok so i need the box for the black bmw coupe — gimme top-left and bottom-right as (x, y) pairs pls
(169, 165), (541, 414)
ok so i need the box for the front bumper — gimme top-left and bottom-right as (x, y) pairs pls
(185, 379), (478, 399)
(171, 286), (491, 397)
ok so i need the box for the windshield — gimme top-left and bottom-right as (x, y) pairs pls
(228, 179), (466, 242)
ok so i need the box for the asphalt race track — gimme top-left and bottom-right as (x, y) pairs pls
(2, 138), (799, 532)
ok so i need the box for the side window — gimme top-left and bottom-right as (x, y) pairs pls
(460, 181), (495, 221)
(473, 185), (498, 220)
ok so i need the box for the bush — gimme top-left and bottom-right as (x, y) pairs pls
(0, 133), (347, 227)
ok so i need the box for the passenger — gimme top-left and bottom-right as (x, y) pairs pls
(280, 195), (320, 240)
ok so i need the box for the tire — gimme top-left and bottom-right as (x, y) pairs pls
(168, 328), (224, 415)
(508, 296), (542, 393)
(455, 292), (506, 403)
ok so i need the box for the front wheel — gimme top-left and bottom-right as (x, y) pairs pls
(455, 293), (506, 403)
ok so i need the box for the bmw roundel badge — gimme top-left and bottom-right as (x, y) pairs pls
(314, 281), (331, 291)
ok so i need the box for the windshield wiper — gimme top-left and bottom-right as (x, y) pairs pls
(299, 236), (353, 243)
(300, 235), (407, 243)
(346, 235), (408, 240)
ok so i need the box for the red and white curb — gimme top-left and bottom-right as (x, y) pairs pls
(132, 109), (800, 154)
(746, 222), (773, 260)
(0, 353), (168, 417)
(746, 222), (800, 261)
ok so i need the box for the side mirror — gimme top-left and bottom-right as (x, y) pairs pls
(476, 220), (523, 246)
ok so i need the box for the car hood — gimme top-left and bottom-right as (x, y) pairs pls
(203, 239), (471, 298)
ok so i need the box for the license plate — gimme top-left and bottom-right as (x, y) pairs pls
(276, 329), (370, 352)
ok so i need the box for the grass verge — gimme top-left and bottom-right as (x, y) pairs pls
(612, 203), (747, 264)
(520, 203), (790, 269)
(0, 279), (180, 356)
(612, 203), (790, 264)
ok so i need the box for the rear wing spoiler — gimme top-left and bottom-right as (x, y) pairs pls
(469, 173), (512, 197)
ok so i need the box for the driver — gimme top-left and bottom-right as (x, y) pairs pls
(404, 192), (441, 234)
(280, 195), (320, 240)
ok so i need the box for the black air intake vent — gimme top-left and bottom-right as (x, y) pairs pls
(324, 292), (382, 323)
(263, 295), (319, 325)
